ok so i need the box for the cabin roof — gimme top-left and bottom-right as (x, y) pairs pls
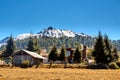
(16, 49), (46, 59)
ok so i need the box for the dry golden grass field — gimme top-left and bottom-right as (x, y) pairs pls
(0, 68), (120, 80)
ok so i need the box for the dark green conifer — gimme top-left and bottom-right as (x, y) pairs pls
(92, 32), (108, 64)
(27, 35), (39, 52)
(59, 46), (66, 61)
(92, 32), (119, 64)
(73, 47), (81, 63)
(3, 35), (15, 57)
(48, 46), (58, 61)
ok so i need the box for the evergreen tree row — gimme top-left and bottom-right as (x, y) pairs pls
(92, 32), (119, 65)
(48, 45), (82, 63)
(0, 35), (95, 52)
(1, 32), (119, 67)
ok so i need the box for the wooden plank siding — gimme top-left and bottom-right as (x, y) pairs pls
(13, 50), (45, 67)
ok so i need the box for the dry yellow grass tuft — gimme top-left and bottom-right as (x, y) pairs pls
(0, 68), (120, 80)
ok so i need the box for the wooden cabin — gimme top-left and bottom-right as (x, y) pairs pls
(13, 49), (46, 66)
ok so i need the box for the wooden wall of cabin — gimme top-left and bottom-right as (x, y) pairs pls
(13, 55), (33, 66)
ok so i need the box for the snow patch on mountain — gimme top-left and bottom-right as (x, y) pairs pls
(38, 26), (75, 38)
(76, 33), (89, 37)
(15, 33), (40, 40)
(15, 33), (32, 40)
(62, 30), (75, 37)
(0, 43), (7, 47)
(0, 37), (9, 47)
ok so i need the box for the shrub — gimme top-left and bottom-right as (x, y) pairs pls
(88, 64), (97, 69)
(88, 63), (108, 69)
(109, 62), (119, 69)
(97, 64), (108, 69)
(21, 60), (30, 68)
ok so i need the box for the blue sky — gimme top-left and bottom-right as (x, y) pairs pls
(0, 0), (120, 40)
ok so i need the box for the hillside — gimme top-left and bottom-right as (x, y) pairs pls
(0, 26), (119, 51)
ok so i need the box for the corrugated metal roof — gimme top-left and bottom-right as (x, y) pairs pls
(22, 49), (46, 59)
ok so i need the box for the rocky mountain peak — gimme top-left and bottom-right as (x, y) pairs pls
(47, 26), (54, 30)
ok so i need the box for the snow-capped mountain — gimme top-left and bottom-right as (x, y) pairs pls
(0, 26), (120, 51)
(14, 26), (78, 40)
(38, 26), (76, 38)
(0, 26), (93, 47)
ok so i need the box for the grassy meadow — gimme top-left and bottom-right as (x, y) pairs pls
(0, 67), (120, 80)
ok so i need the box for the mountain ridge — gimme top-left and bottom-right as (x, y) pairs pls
(0, 26), (93, 41)
(0, 26), (120, 51)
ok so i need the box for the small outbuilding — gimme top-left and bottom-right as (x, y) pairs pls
(67, 48), (75, 63)
(13, 49), (46, 67)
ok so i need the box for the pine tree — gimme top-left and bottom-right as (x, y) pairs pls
(33, 36), (39, 52)
(92, 32), (108, 64)
(59, 46), (66, 61)
(27, 35), (39, 52)
(104, 34), (119, 62)
(48, 46), (58, 61)
(92, 32), (119, 64)
(27, 36), (34, 51)
(104, 35), (113, 63)
(3, 35), (15, 57)
(73, 47), (81, 63)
